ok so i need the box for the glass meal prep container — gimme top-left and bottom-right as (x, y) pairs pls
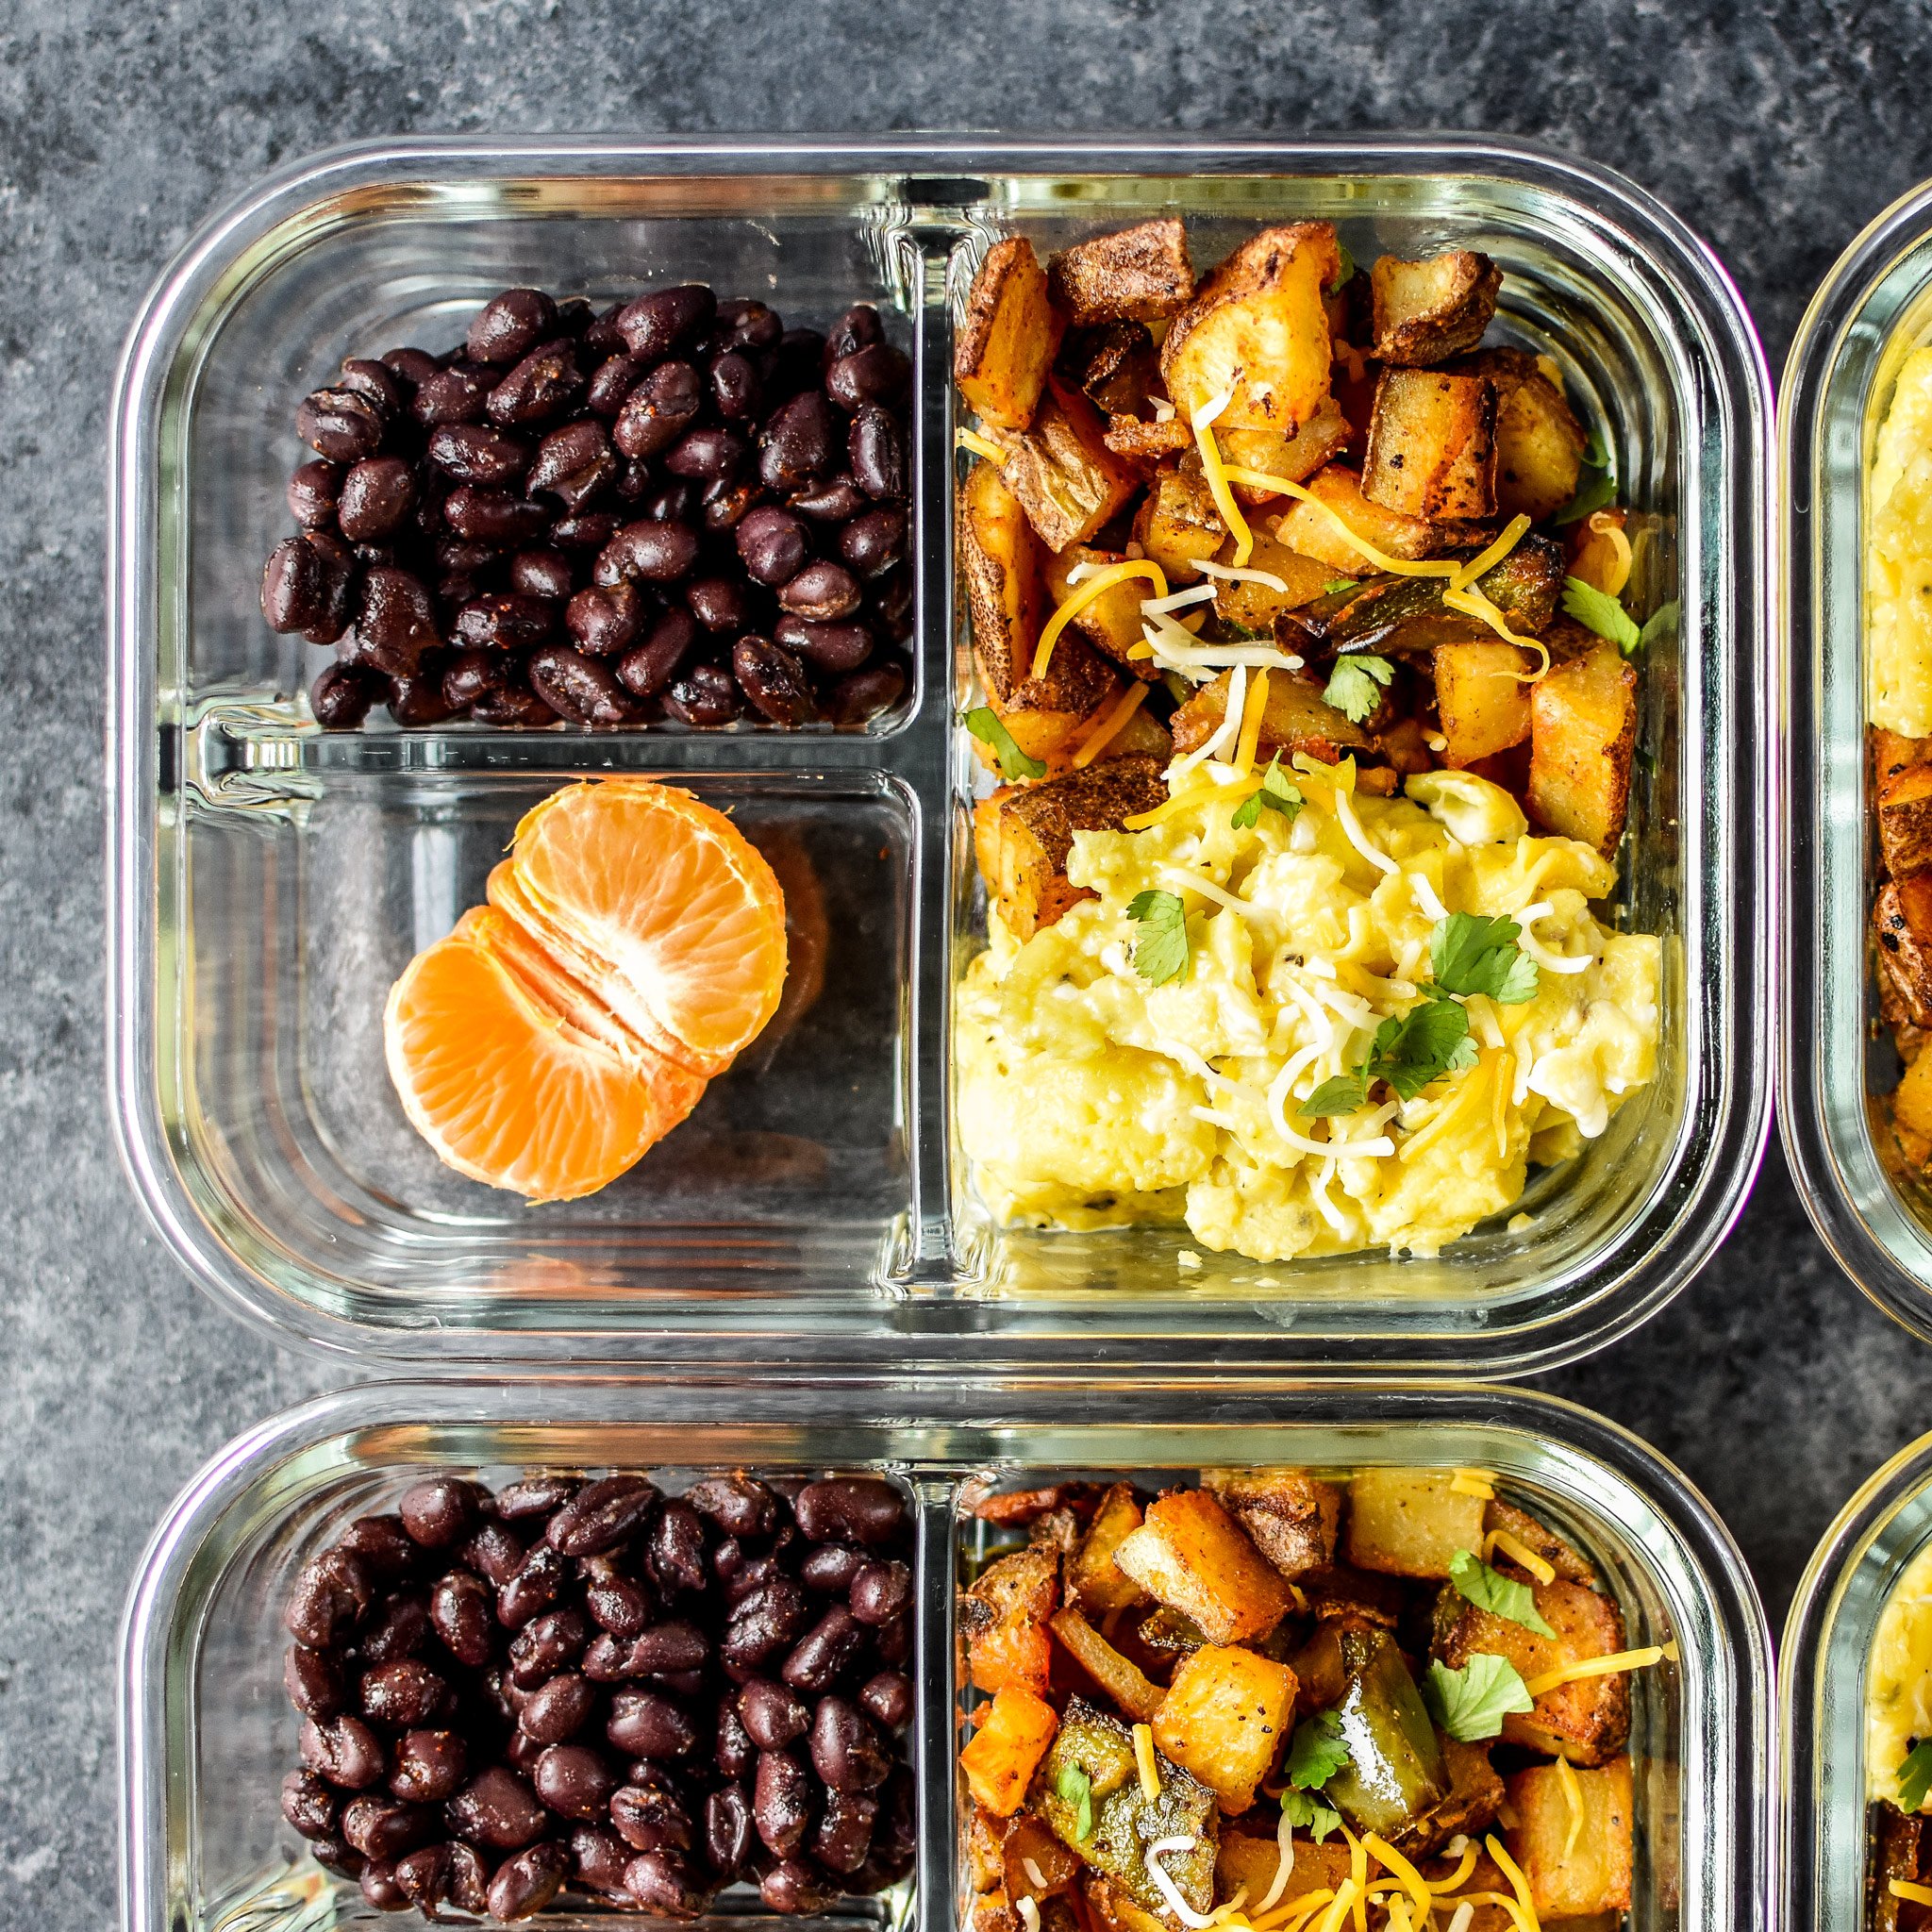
(1781, 1426), (1932, 1932)
(117, 1376), (1769, 1932)
(1782, 178), (1932, 1341)
(107, 136), (1771, 1374)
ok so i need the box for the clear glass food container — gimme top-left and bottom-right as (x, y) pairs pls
(108, 136), (1771, 1374)
(1781, 1427), (1932, 1932)
(117, 1377), (1769, 1932)
(1781, 179), (1932, 1341)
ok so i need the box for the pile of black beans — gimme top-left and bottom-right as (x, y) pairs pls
(279, 1470), (917, 1921)
(260, 283), (912, 731)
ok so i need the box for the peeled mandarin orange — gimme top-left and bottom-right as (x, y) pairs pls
(382, 778), (788, 1201)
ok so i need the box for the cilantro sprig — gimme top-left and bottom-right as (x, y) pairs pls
(1280, 1789), (1341, 1842)
(1901, 1740), (1932, 1814)
(1556, 428), (1616, 526)
(1127, 890), (1191, 986)
(1449, 1548), (1557, 1637)
(1328, 241), (1356, 295)
(1231, 755), (1305, 831)
(1323, 653), (1395, 725)
(1560, 576), (1641, 656)
(1285, 1711), (1351, 1790)
(965, 707), (1046, 781)
(1423, 1654), (1534, 1741)
(1431, 912), (1541, 1005)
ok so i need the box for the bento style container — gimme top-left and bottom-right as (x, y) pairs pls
(108, 136), (1772, 1374)
(1781, 1427), (1932, 1932)
(118, 1377), (1771, 1932)
(1782, 180), (1932, 1341)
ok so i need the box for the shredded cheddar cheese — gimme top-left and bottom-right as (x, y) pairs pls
(1071, 681), (1152, 769)
(1234, 473), (1459, 577)
(1133, 1721), (1162, 1802)
(1892, 1881), (1932, 1907)
(1341, 1825), (1369, 1932)
(1233, 668), (1273, 774)
(1255, 1890), (1336, 1932)
(1146, 1838), (1215, 1930)
(1361, 1835), (1434, 1928)
(1450, 1469), (1498, 1500)
(1486, 1836), (1543, 1932)
(957, 427), (1008, 465)
(1192, 389), (1256, 567)
(1485, 1528), (1556, 1586)
(1034, 560), (1170, 679)
(1254, 1806), (1297, 1915)
(1450, 514), (1533, 591)
(1523, 1645), (1666, 1697)
(1553, 1753), (1585, 1860)
(1428, 1849), (1479, 1895)
(1314, 1881), (1359, 1932)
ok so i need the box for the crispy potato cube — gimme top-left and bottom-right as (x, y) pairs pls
(1105, 414), (1194, 467)
(1494, 371), (1588, 524)
(1526, 639), (1638, 855)
(1042, 546), (1162, 678)
(1112, 1490), (1294, 1645)
(1432, 1574), (1632, 1763)
(972, 756), (1170, 940)
(1161, 224), (1341, 434)
(1370, 251), (1503, 366)
(1152, 1643), (1297, 1813)
(1363, 369), (1498, 522)
(1435, 641), (1536, 768)
(1344, 1470), (1488, 1579)
(1005, 1810), (1082, 1902)
(1084, 1875), (1176, 1932)
(1052, 1606), (1167, 1722)
(1222, 396), (1355, 506)
(962, 1685), (1061, 1817)
(1272, 463), (1488, 571)
(1203, 1469), (1343, 1580)
(971, 1805), (1010, 1891)
(1002, 383), (1141, 552)
(958, 237), (1063, 431)
(962, 1541), (1062, 1695)
(1389, 1736), (1506, 1856)
(1170, 668), (1369, 764)
(1071, 1483), (1150, 1615)
(1215, 1833), (1353, 1907)
(961, 461), (1119, 757)
(1507, 1758), (1634, 1917)
(1050, 219), (1196, 326)
(1877, 877), (1932, 1032)
(1132, 466), (1227, 584)
(1895, 1049), (1932, 1168)
(1881, 756), (1932, 880)
(1873, 1802), (1928, 1932)
(974, 1889), (1019, 1932)
(1208, 529), (1340, 632)
(1485, 1499), (1598, 1587)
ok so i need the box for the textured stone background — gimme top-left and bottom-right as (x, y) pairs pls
(2, 0), (1928, 1920)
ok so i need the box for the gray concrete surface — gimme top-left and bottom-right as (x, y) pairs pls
(1, 0), (1927, 1922)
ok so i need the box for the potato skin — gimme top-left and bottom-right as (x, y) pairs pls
(1048, 218), (1196, 325)
(958, 236), (1063, 431)
(1370, 251), (1503, 366)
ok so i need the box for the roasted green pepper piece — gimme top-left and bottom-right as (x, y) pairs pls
(1140, 1606), (1299, 1665)
(1321, 1628), (1449, 1837)
(1038, 1697), (1218, 1921)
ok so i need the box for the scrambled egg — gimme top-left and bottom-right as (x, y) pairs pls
(957, 761), (1660, 1262)
(1869, 1538), (1932, 1805)
(1870, 346), (1932, 737)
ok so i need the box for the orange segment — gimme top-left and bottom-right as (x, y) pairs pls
(385, 914), (708, 1204)
(507, 779), (789, 1068)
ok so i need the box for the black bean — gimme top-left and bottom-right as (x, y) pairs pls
(487, 341), (585, 426)
(610, 1774), (695, 1853)
(555, 296), (594, 337)
(800, 1545), (867, 1593)
(618, 285), (716, 362)
(470, 288), (558, 366)
(840, 506), (906, 577)
(612, 609), (697, 699)
(608, 1687), (699, 1761)
(849, 403), (905, 500)
(507, 549), (575, 602)
(858, 1670), (912, 1732)
(795, 1477), (908, 1547)
(732, 636), (817, 726)
(849, 1558), (912, 1626)
(715, 1690), (757, 1781)
(552, 509), (623, 551)
(282, 1768), (340, 1840)
(716, 299), (783, 353)
(781, 1607), (868, 1693)
(812, 1787), (879, 1874)
(705, 1781), (757, 1882)
(443, 484), (551, 546)
(779, 558), (862, 622)
(509, 1607), (590, 1688)
(639, 476), (700, 525)
(534, 1741), (619, 1821)
(310, 661), (387, 729)
(334, 457), (416, 543)
(583, 1556), (657, 1638)
(626, 1847), (714, 1919)
(595, 519), (699, 588)
(383, 346), (441, 388)
(565, 581), (645, 658)
(527, 419), (617, 509)
(426, 422), (531, 486)
(736, 507), (809, 585)
(286, 1548), (375, 1649)
(390, 657), (460, 727)
(774, 615), (873, 675)
(737, 1678), (809, 1752)
(340, 357), (406, 412)
(521, 1671), (597, 1747)
(573, 1822), (636, 1897)
(359, 1858), (408, 1911)
(680, 575), (751, 635)
(665, 424), (746, 481)
(870, 562), (914, 641)
(446, 1766), (550, 1850)
(390, 1728), (468, 1805)
(288, 459), (342, 529)
(810, 1695), (892, 1792)
(472, 682), (559, 728)
(336, 1515), (421, 1580)
(547, 1474), (660, 1556)
(589, 353), (646, 417)
(359, 1591), (431, 1665)
(392, 1841), (456, 1917)
(687, 1475), (779, 1541)
(505, 1726), (547, 1775)
(645, 1502), (709, 1597)
(301, 1714), (388, 1790)
(790, 473), (868, 523)
(824, 305), (887, 365)
(498, 1541), (572, 1629)
(411, 364), (492, 427)
(528, 641), (641, 725)
(763, 1857), (840, 1915)
(261, 537), (327, 633)
(344, 563), (437, 679)
(826, 342), (910, 411)
(873, 1614), (911, 1667)
(710, 350), (762, 422)
(488, 1841), (570, 1921)
(360, 1658), (448, 1727)
(453, 591), (554, 652)
(442, 648), (508, 712)
(752, 1748), (812, 1857)
(298, 387), (388, 463)
(702, 475), (760, 532)
(721, 1576), (812, 1673)
(614, 360), (704, 459)
(285, 1644), (348, 1721)
(759, 391), (838, 492)
(342, 1794), (438, 1863)
(462, 1521), (528, 1591)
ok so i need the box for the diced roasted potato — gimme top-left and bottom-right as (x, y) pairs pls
(1272, 462), (1490, 570)
(1050, 219), (1197, 326)
(1297, 1562), (1408, 1629)
(1084, 1875), (1179, 1932)
(1388, 1735), (1506, 1856)
(1526, 639), (1638, 855)
(1215, 1832), (1353, 1908)
(961, 461), (1120, 757)
(1222, 396), (1355, 506)
(1113, 1489), (1295, 1645)
(1004, 1810), (1082, 1902)
(961, 1540), (1062, 1694)
(972, 755), (1170, 941)
(1435, 641), (1536, 767)
(971, 1805), (1010, 1892)
(1370, 251), (1503, 366)
(1105, 414), (1194, 467)
(1161, 224), (1341, 433)
(1507, 1758), (1635, 1917)
(1204, 1469), (1343, 1580)
(1058, 320), (1162, 419)
(1895, 1050), (1932, 1167)
(1873, 1802), (1928, 1932)
(1071, 1483), (1150, 1615)
(1431, 1573), (1632, 1763)
(1491, 366), (1589, 524)
(1344, 1470), (1489, 1579)
(973, 1887), (1019, 1932)
(1001, 382), (1141, 552)
(1132, 465), (1226, 583)
(1170, 668), (1371, 764)
(1208, 529), (1341, 633)
(1152, 1642), (1297, 1813)
(961, 1683), (1061, 1816)
(1040, 1698), (1219, 1918)
(1041, 545), (1161, 678)
(1875, 876), (1932, 1031)
(958, 237), (1063, 431)
(1880, 748), (1932, 879)
(1362, 369), (1499, 522)
(1323, 1627), (1449, 1839)
(1485, 1499), (1598, 1587)
(975, 1484), (1104, 1528)
(1052, 1606), (1167, 1723)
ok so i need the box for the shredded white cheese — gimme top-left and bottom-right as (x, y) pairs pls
(1146, 1839), (1216, 1931)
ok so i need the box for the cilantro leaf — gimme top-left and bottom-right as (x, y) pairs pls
(965, 707), (1045, 781)
(1555, 429), (1616, 526)
(1582, 428), (1612, 470)
(1430, 913), (1540, 1006)
(1126, 890), (1191, 986)
(1560, 576), (1641, 655)
(1449, 1548), (1557, 1637)
(1321, 576), (1358, 595)
(1280, 1789), (1341, 1842)
(1285, 1711), (1351, 1790)
(1423, 1654), (1535, 1741)
(1365, 998), (1476, 1102)
(1056, 1761), (1093, 1840)
(1329, 241), (1355, 295)
(1299, 1071), (1371, 1119)
(1323, 653), (1395, 724)
(1637, 598), (1680, 655)
(1231, 755), (1305, 830)
(1902, 1740), (1932, 1814)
